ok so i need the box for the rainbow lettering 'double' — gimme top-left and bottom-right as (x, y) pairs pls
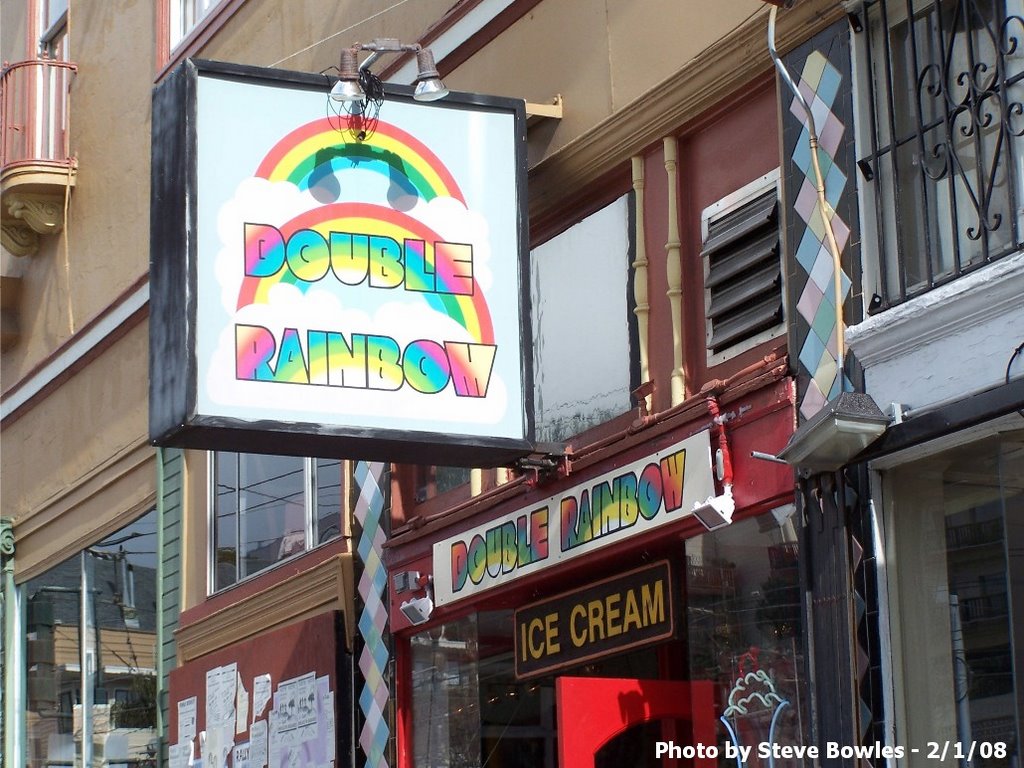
(236, 116), (492, 346)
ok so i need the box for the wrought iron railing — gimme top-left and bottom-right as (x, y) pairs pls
(858, 0), (1024, 311)
(946, 517), (1003, 549)
(686, 557), (737, 592)
(1, 57), (76, 171)
(958, 591), (1008, 622)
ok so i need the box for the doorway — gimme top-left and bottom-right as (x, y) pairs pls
(556, 677), (716, 768)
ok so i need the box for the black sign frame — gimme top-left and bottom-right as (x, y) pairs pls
(149, 58), (534, 466)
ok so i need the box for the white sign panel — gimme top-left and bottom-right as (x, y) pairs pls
(433, 430), (716, 605)
(149, 60), (531, 465)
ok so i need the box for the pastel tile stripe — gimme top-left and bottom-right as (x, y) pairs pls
(355, 460), (390, 768)
(790, 50), (852, 417)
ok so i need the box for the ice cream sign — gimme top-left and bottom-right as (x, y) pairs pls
(149, 60), (533, 465)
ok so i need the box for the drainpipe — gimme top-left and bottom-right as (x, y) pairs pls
(703, 389), (736, 503)
(767, 5), (847, 386)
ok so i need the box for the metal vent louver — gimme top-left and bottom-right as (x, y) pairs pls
(702, 188), (782, 355)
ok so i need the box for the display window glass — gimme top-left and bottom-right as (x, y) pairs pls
(23, 509), (159, 767)
(407, 508), (809, 768)
(685, 510), (808, 767)
(884, 431), (1023, 765)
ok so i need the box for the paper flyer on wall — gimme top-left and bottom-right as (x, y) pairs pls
(253, 673), (273, 720)
(168, 739), (194, 768)
(250, 719), (269, 768)
(205, 662), (238, 730)
(266, 673), (335, 767)
(233, 741), (251, 768)
(274, 671), (318, 741)
(178, 696), (197, 743)
(236, 671), (249, 734)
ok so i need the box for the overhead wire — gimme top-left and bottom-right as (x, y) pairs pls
(268, 0), (419, 68)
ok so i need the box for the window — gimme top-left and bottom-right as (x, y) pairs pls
(211, 452), (346, 592)
(409, 612), (656, 768)
(530, 194), (637, 442)
(701, 170), (783, 363)
(24, 510), (158, 768)
(169, 0), (220, 51)
(412, 465), (472, 503)
(686, 510), (809, 762)
(883, 430), (1023, 763)
(857, 0), (1024, 310)
(38, 0), (68, 59)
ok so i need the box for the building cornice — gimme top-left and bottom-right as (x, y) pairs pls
(175, 552), (354, 662)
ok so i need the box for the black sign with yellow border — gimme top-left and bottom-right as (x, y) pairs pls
(514, 560), (675, 679)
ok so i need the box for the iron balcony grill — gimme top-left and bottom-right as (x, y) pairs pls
(857, 0), (1024, 311)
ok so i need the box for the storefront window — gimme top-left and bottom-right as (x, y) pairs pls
(411, 609), (669, 768)
(686, 509), (809, 766)
(885, 431), (1023, 765)
(407, 507), (806, 768)
(24, 509), (158, 767)
(411, 614), (484, 768)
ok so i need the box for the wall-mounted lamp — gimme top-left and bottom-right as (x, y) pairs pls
(399, 575), (434, 626)
(776, 392), (889, 472)
(330, 38), (449, 105)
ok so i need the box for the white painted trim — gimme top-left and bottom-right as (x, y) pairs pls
(388, 0), (516, 84)
(868, 488), (900, 757)
(59, 664), (157, 676)
(867, 411), (1023, 471)
(846, 251), (1024, 367)
(0, 282), (150, 421)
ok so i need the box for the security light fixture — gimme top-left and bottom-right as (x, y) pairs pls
(329, 48), (365, 103)
(777, 392), (890, 472)
(330, 38), (448, 105)
(412, 49), (448, 102)
(692, 487), (736, 532)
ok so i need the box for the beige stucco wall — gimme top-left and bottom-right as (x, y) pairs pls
(2, 0), (156, 579)
(1, 0), (155, 386)
(193, 0), (454, 74)
(442, 0), (768, 159)
(5, 321), (154, 581)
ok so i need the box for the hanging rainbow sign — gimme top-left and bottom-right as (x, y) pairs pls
(149, 59), (533, 465)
